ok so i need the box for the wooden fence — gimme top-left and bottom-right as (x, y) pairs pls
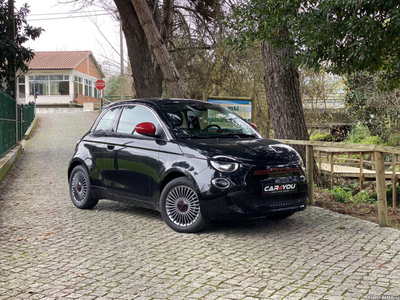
(276, 139), (400, 227)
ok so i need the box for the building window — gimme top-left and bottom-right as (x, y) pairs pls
(75, 76), (98, 98)
(29, 75), (70, 96)
(18, 77), (26, 99)
(74, 76), (83, 95)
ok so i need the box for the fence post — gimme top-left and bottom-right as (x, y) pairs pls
(392, 154), (397, 208)
(306, 145), (314, 204)
(330, 153), (334, 190)
(359, 152), (364, 192)
(374, 151), (389, 227)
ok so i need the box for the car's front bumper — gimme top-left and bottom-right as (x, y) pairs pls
(199, 185), (308, 220)
(191, 162), (309, 220)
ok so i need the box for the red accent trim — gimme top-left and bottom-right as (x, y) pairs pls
(254, 167), (300, 175)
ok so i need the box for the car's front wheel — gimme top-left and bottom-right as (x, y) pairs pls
(160, 177), (206, 233)
(69, 165), (99, 209)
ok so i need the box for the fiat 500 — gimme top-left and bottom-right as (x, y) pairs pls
(68, 98), (308, 233)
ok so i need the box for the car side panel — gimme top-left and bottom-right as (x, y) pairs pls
(76, 132), (109, 188)
(157, 141), (208, 201)
(102, 135), (161, 202)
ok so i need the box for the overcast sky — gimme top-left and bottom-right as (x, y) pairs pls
(15, 0), (124, 74)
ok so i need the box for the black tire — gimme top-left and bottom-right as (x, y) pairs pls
(69, 165), (99, 209)
(160, 177), (206, 233)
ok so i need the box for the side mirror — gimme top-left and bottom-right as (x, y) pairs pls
(135, 122), (157, 136)
(248, 122), (258, 131)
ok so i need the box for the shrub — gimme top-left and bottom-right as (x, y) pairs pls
(310, 132), (333, 141)
(386, 133), (400, 147)
(364, 135), (382, 145)
(330, 186), (352, 203)
(353, 190), (376, 205)
(370, 186), (400, 207)
(346, 123), (383, 145)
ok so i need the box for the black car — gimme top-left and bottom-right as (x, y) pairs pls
(68, 98), (308, 233)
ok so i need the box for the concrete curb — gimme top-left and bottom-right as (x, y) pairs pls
(0, 116), (39, 185)
(24, 116), (39, 140)
(0, 144), (22, 184)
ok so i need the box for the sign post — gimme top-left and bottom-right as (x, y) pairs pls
(95, 79), (106, 110)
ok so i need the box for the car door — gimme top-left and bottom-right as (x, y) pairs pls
(83, 107), (120, 188)
(102, 105), (164, 202)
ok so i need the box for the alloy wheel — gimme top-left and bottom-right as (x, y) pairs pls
(71, 171), (88, 204)
(165, 185), (200, 227)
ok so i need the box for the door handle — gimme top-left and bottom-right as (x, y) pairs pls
(107, 145), (115, 151)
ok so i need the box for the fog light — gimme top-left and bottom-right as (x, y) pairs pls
(211, 178), (231, 189)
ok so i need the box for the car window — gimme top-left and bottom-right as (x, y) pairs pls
(117, 106), (160, 135)
(95, 108), (120, 131)
(160, 103), (259, 139)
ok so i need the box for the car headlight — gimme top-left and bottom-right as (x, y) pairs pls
(210, 156), (239, 173)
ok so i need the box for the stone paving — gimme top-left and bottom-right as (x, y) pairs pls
(1, 111), (400, 300)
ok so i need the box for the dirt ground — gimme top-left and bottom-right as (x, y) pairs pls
(311, 189), (400, 229)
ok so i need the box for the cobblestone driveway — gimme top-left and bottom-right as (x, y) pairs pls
(1, 111), (400, 300)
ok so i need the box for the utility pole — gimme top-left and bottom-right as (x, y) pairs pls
(120, 21), (124, 101)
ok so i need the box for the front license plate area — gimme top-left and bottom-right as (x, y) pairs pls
(263, 183), (297, 196)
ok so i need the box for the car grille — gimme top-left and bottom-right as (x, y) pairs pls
(248, 166), (302, 182)
(237, 192), (308, 210)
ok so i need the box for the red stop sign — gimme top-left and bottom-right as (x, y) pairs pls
(95, 79), (105, 90)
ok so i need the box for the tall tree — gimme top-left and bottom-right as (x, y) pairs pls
(0, 1), (43, 92)
(98, 0), (221, 98)
(229, 1), (310, 163)
(298, 1), (400, 90)
(230, 0), (400, 89)
(129, 0), (189, 98)
(114, 0), (163, 98)
(261, 29), (309, 145)
(229, 0), (400, 150)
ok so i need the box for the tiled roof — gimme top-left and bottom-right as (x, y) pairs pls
(29, 51), (93, 70)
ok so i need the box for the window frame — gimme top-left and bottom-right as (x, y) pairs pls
(92, 107), (121, 133)
(29, 74), (70, 96)
(115, 104), (167, 139)
(74, 76), (98, 98)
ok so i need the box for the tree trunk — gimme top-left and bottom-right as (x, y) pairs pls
(161, 0), (173, 46)
(130, 0), (189, 98)
(261, 38), (309, 154)
(261, 31), (320, 184)
(114, 0), (163, 98)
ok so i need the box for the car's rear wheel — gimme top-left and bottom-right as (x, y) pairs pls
(69, 165), (98, 209)
(160, 177), (206, 233)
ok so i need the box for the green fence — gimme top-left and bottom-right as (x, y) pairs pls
(0, 89), (35, 158)
(18, 102), (35, 141)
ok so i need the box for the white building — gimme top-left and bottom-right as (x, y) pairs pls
(18, 51), (105, 106)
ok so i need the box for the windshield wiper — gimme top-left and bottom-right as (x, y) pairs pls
(177, 133), (213, 139)
(218, 133), (257, 139)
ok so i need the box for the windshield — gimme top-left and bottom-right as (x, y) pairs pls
(159, 102), (260, 139)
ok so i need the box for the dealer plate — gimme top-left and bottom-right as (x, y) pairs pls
(263, 183), (297, 195)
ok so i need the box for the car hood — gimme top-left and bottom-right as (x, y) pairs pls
(179, 138), (302, 165)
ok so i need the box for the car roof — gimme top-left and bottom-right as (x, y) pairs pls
(105, 98), (207, 109)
